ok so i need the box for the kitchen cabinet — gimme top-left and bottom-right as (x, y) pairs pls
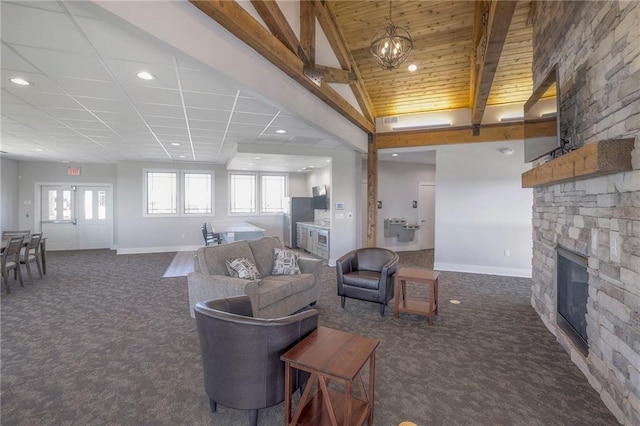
(295, 222), (329, 260)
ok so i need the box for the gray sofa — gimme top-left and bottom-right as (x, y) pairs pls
(187, 236), (321, 318)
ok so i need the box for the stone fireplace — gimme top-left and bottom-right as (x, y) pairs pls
(529, 1), (640, 425)
(556, 246), (589, 357)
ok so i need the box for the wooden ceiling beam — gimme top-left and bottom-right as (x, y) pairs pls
(313, 0), (375, 122)
(308, 65), (355, 84)
(376, 120), (556, 149)
(471, 0), (518, 125)
(250, 0), (307, 63)
(300, 0), (315, 65)
(189, 0), (374, 133)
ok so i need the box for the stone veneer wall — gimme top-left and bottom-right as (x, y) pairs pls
(530, 1), (640, 425)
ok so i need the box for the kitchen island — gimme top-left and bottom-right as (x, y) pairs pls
(213, 222), (265, 243)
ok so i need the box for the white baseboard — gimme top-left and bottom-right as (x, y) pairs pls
(434, 262), (532, 278)
(117, 245), (202, 255)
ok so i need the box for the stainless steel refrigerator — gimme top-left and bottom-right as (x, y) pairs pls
(283, 197), (314, 248)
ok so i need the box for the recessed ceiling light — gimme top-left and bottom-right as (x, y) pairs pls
(275, 129), (287, 134)
(408, 64), (417, 72)
(450, 299), (461, 305)
(179, 155), (185, 159)
(242, 167), (248, 170)
(10, 77), (31, 86)
(171, 142), (181, 146)
(136, 71), (156, 80)
(248, 162), (254, 166)
(308, 165), (315, 168)
(35, 148), (44, 152)
(392, 153), (399, 157)
(253, 156), (262, 160)
(326, 159), (331, 163)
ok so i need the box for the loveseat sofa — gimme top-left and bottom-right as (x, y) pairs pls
(187, 236), (322, 318)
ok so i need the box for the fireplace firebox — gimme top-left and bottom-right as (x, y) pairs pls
(556, 247), (589, 356)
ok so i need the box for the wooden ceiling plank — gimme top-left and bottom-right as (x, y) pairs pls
(376, 120), (555, 149)
(300, 0), (315, 65)
(250, 0), (306, 61)
(313, 0), (375, 122)
(471, 0), (518, 125)
(189, 0), (374, 133)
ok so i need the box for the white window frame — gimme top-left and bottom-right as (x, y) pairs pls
(143, 169), (178, 218)
(228, 171), (289, 216)
(182, 170), (215, 216)
(143, 168), (215, 218)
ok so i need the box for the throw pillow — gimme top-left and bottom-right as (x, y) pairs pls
(225, 257), (261, 282)
(272, 248), (301, 275)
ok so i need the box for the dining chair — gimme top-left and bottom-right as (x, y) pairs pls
(201, 223), (221, 246)
(20, 232), (43, 283)
(1, 236), (25, 294)
(2, 230), (30, 239)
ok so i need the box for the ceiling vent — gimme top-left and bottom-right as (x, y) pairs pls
(382, 116), (399, 124)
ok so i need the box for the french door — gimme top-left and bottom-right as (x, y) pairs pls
(41, 185), (113, 251)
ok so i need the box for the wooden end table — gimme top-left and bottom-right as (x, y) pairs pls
(394, 267), (440, 325)
(281, 326), (379, 426)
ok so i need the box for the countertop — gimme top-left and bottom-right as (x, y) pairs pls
(213, 222), (265, 233)
(297, 222), (330, 231)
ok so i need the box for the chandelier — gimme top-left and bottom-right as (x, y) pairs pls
(369, 0), (413, 71)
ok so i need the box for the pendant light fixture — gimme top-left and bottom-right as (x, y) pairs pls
(370, 0), (413, 71)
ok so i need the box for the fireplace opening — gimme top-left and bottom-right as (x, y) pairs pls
(557, 246), (589, 356)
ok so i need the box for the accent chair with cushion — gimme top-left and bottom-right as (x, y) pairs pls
(194, 295), (319, 426)
(336, 247), (399, 316)
(188, 236), (321, 318)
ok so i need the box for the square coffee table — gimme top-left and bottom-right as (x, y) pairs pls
(281, 326), (379, 425)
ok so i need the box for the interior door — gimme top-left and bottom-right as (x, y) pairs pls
(78, 186), (113, 249)
(41, 184), (113, 251)
(41, 185), (77, 250)
(418, 183), (436, 250)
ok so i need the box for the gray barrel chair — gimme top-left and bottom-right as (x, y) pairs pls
(194, 296), (318, 426)
(336, 247), (399, 316)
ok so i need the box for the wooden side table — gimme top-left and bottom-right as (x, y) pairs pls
(394, 267), (440, 325)
(281, 326), (379, 426)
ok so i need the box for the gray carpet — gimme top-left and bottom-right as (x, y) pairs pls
(0, 249), (617, 425)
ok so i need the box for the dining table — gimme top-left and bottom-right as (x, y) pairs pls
(1, 237), (48, 275)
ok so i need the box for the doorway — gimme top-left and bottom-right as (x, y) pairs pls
(41, 184), (113, 250)
(418, 182), (435, 249)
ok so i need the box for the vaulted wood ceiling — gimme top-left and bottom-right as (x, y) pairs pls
(329, 0), (534, 118)
(191, 0), (534, 132)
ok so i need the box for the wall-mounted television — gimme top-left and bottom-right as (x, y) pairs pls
(312, 185), (328, 210)
(524, 66), (561, 163)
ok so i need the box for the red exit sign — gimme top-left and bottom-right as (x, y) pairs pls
(67, 167), (81, 176)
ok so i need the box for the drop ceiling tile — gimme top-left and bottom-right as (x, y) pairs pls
(12, 45), (113, 82)
(136, 103), (183, 118)
(93, 111), (146, 125)
(232, 112), (275, 126)
(228, 123), (265, 135)
(186, 108), (231, 122)
(1, 3), (93, 53)
(152, 127), (188, 137)
(1, 103), (44, 116)
(104, 58), (179, 91)
(177, 67), (238, 96)
(3, 89), (78, 109)
(1, 45), (40, 73)
(1, 71), (64, 94)
(234, 97), (280, 115)
(189, 120), (228, 132)
(126, 86), (181, 106)
(190, 129), (225, 139)
(56, 78), (121, 100)
(144, 116), (188, 128)
(182, 91), (236, 110)
(74, 15), (176, 66)
(42, 107), (100, 121)
(270, 116), (310, 130)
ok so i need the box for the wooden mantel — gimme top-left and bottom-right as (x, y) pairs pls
(522, 139), (635, 188)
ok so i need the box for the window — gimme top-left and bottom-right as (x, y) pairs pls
(229, 172), (287, 215)
(146, 171), (177, 215)
(143, 169), (214, 217)
(261, 174), (286, 213)
(184, 172), (213, 214)
(229, 173), (256, 214)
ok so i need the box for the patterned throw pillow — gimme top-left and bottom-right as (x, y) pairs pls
(272, 248), (301, 275)
(225, 257), (261, 282)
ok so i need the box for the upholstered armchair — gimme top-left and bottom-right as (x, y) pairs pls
(194, 296), (319, 426)
(336, 247), (399, 316)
